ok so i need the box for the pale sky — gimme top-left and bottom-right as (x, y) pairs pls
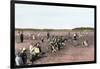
(15, 4), (94, 29)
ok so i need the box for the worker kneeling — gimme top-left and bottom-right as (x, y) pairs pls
(30, 44), (41, 63)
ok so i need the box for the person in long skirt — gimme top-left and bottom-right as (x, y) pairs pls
(20, 31), (24, 43)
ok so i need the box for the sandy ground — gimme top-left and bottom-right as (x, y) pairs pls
(15, 31), (94, 64)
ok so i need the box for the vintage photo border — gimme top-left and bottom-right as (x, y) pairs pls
(10, 0), (97, 68)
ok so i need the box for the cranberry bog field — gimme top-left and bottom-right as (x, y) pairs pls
(15, 29), (94, 64)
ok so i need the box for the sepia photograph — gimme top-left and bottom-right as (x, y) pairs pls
(11, 1), (96, 68)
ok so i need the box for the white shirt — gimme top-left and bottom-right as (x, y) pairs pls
(29, 45), (33, 53)
(15, 56), (23, 66)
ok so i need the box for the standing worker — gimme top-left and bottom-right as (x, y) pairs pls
(20, 48), (27, 65)
(32, 34), (35, 40)
(47, 32), (50, 39)
(20, 31), (24, 43)
(16, 31), (21, 43)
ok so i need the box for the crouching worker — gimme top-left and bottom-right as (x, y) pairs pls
(73, 33), (78, 40)
(20, 48), (27, 65)
(30, 43), (41, 63)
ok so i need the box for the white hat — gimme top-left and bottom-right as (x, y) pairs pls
(22, 48), (26, 52)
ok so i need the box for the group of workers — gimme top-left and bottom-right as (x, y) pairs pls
(15, 42), (42, 66)
(48, 36), (66, 52)
(15, 31), (89, 66)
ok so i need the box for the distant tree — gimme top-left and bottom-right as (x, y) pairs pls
(72, 27), (94, 30)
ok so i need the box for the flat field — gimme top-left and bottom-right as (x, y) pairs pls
(15, 30), (94, 64)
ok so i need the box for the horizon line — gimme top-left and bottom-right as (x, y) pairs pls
(15, 27), (94, 29)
